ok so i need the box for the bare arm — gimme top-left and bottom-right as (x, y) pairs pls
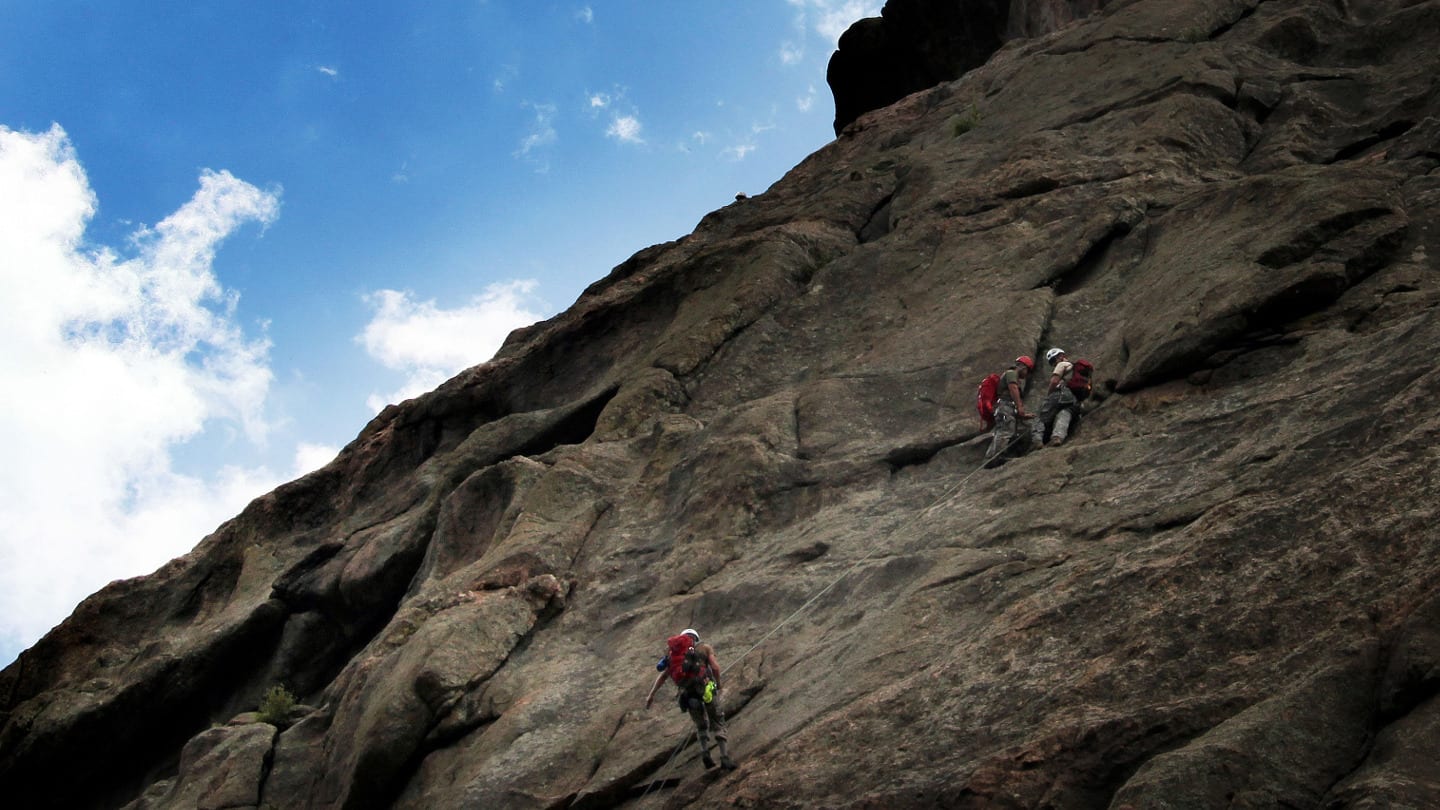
(1008, 382), (1030, 419)
(1047, 373), (1063, 392)
(706, 651), (722, 688)
(645, 671), (667, 708)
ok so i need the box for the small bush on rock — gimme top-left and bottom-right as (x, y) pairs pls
(257, 685), (297, 726)
(949, 104), (982, 136)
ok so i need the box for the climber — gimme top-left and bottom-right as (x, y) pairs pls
(985, 355), (1035, 462)
(1031, 348), (1093, 448)
(645, 628), (737, 770)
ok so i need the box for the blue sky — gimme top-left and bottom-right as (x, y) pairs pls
(0, 1), (881, 664)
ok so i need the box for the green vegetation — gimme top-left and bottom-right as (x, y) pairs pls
(949, 104), (982, 137)
(257, 684), (297, 726)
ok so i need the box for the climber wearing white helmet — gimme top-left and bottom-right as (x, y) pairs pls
(645, 627), (737, 770)
(1032, 347), (1092, 448)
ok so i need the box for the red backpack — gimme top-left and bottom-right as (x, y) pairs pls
(1066, 359), (1094, 401)
(666, 634), (708, 688)
(976, 373), (1002, 429)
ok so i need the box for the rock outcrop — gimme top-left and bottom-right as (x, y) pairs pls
(4, 0), (1440, 807)
(827, 0), (1108, 134)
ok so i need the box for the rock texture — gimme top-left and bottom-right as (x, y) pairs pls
(5, 0), (1440, 808)
(827, 0), (1108, 134)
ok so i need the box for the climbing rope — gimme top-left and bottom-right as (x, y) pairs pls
(635, 427), (1028, 796)
(726, 429), (1021, 669)
(633, 726), (696, 805)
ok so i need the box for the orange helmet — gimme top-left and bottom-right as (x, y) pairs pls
(1015, 355), (1035, 370)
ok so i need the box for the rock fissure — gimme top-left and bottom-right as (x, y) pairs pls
(1207, 0), (1263, 41)
(1046, 76), (1214, 134)
(858, 192), (897, 242)
(1329, 119), (1417, 163)
(1054, 219), (1136, 296)
(1255, 206), (1396, 269)
(881, 434), (975, 472)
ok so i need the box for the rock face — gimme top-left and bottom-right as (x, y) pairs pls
(5, 0), (1440, 807)
(827, 0), (1108, 134)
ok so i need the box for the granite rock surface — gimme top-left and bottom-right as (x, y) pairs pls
(4, 0), (1440, 807)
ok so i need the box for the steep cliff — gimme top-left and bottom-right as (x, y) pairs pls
(4, 0), (1440, 808)
(827, 0), (1109, 134)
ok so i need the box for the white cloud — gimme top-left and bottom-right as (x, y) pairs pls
(780, 41), (805, 65)
(0, 124), (294, 662)
(358, 281), (546, 411)
(606, 115), (644, 144)
(317, 65), (339, 78)
(693, 131), (712, 145)
(585, 89), (644, 145)
(576, 6), (594, 24)
(515, 102), (558, 162)
(294, 442), (340, 476)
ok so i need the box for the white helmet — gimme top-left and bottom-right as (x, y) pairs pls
(1045, 347), (1066, 364)
(680, 628), (700, 640)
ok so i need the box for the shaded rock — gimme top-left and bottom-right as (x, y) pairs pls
(828, 0), (1107, 134)
(1110, 645), (1378, 808)
(123, 722), (276, 810)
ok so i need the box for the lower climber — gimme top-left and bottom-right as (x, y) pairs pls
(645, 627), (737, 770)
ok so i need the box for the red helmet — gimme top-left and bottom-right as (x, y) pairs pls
(1015, 355), (1035, 370)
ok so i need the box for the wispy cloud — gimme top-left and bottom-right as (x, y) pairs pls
(780, 42), (805, 65)
(722, 142), (757, 161)
(515, 102), (558, 166)
(0, 124), (302, 662)
(786, 0), (882, 46)
(606, 114), (644, 144)
(797, 84), (818, 112)
(317, 65), (340, 78)
(589, 93), (611, 109)
(493, 64), (519, 94)
(575, 6), (594, 24)
(357, 281), (547, 412)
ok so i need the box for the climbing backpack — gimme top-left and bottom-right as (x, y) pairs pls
(976, 373), (1002, 429)
(665, 634), (708, 690)
(1066, 359), (1094, 401)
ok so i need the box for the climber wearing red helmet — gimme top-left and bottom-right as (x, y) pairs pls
(986, 355), (1034, 462)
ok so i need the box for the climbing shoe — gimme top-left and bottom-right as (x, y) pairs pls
(721, 755), (738, 770)
(701, 752), (717, 769)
